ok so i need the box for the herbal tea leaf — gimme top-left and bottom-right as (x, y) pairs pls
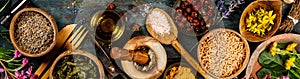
(258, 50), (285, 70)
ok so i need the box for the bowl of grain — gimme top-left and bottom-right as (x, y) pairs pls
(198, 28), (250, 78)
(49, 50), (105, 79)
(239, 0), (282, 42)
(9, 8), (58, 57)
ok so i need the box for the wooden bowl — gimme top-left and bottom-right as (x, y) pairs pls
(9, 8), (58, 57)
(49, 50), (105, 79)
(239, 0), (282, 42)
(245, 34), (300, 79)
(121, 36), (167, 79)
(198, 28), (250, 78)
(163, 62), (197, 79)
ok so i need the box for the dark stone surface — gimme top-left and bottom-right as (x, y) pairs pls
(0, 0), (299, 78)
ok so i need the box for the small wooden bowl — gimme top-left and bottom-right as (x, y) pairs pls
(198, 28), (250, 79)
(245, 34), (300, 79)
(9, 8), (58, 57)
(163, 62), (197, 79)
(239, 0), (282, 42)
(49, 50), (105, 79)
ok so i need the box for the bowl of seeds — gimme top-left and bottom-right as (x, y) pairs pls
(198, 28), (250, 78)
(239, 0), (282, 42)
(50, 50), (105, 79)
(9, 8), (58, 57)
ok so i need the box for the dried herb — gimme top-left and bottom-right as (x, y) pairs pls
(14, 11), (54, 54)
(53, 55), (99, 79)
(279, 0), (300, 32)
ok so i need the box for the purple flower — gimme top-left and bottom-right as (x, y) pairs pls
(15, 70), (27, 79)
(22, 58), (28, 67)
(0, 68), (4, 73)
(13, 50), (22, 59)
(217, 0), (224, 11)
(25, 66), (32, 76)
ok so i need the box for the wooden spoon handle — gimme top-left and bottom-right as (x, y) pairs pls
(171, 40), (211, 78)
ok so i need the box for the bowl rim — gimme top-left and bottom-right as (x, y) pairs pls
(162, 62), (197, 79)
(239, 0), (282, 42)
(197, 28), (250, 78)
(49, 50), (105, 79)
(245, 33), (300, 79)
(9, 8), (58, 57)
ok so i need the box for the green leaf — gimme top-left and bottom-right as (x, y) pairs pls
(277, 43), (288, 49)
(257, 68), (283, 79)
(294, 58), (300, 68)
(288, 69), (300, 78)
(258, 50), (285, 70)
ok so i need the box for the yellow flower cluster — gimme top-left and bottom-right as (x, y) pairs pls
(270, 42), (278, 56)
(286, 42), (298, 52)
(246, 8), (276, 36)
(285, 57), (296, 70)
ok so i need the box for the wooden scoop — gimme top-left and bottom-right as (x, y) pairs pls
(146, 8), (211, 78)
(110, 47), (149, 65)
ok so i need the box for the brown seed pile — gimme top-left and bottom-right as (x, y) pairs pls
(199, 30), (246, 77)
(14, 11), (54, 54)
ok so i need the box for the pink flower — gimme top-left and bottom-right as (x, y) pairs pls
(15, 70), (27, 79)
(22, 58), (28, 67)
(25, 66), (32, 76)
(282, 76), (290, 79)
(13, 50), (22, 59)
(0, 68), (4, 73)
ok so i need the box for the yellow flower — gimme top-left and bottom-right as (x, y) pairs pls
(285, 57), (296, 70)
(270, 42), (277, 56)
(286, 42), (297, 52)
(267, 11), (276, 25)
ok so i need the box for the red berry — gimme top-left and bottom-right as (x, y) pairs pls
(192, 6), (198, 11)
(178, 22), (184, 28)
(108, 3), (116, 10)
(191, 12), (198, 18)
(193, 19), (199, 26)
(186, 7), (191, 13)
(176, 7), (183, 13)
(187, 16), (193, 22)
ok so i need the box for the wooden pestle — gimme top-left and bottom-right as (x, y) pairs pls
(110, 47), (149, 64)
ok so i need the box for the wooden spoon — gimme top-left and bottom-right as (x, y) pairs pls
(146, 8), (211, 78)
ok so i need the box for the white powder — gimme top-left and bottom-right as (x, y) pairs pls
(148, 10), (171, 36)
